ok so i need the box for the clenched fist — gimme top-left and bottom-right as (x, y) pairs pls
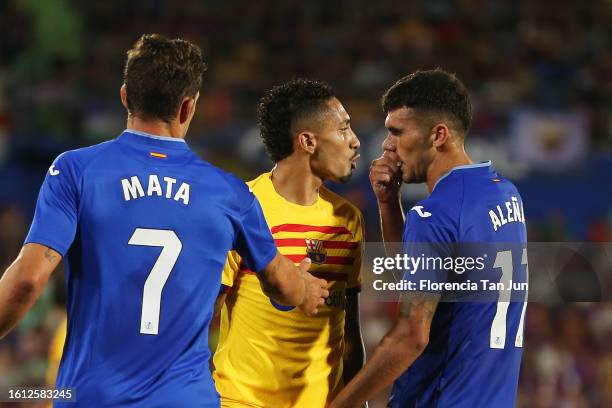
(297, 258), (329, 316)
(370, 150), (403, 204)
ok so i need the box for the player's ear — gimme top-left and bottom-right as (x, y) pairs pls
(297, 131), (317, 155)
(120, 84), (129, 110)
(179, 95), (197, 125)
(431, 123), (449, 151)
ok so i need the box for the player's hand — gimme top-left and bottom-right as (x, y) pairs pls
(370, 150), (402, 204)
(297, 258), (329, 317)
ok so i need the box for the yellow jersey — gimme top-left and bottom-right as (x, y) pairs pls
(213, 172), (363, 408)
(47, 316), (66, 386)
(46, 316), (66, 408)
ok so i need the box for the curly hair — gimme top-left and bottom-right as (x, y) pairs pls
(124, 34), (207, 123)
(257, 79), (335, 163)
(382, 68), (472, 133)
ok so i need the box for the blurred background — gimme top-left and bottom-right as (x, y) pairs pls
(0, 0), (611, 407)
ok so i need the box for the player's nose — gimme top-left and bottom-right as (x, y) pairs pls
(382, 134), (397, 152)
(350, 129), (360, 150)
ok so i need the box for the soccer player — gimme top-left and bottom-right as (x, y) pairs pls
(0, 34), (328, 407)
(330, 69), (528, 407)
(213, 79), (365, 408)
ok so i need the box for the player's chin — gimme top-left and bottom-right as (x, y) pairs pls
(336, 171), (353, 184)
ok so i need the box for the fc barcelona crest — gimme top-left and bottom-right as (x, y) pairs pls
(305, 239), (327, 264)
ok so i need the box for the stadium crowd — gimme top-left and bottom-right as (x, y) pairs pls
(1, 0), (611, 406)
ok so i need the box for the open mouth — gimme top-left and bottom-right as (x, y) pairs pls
(350, 154), (360, 169)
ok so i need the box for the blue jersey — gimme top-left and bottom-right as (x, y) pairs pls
(391, 162), (528, 408)
(25, 130), (277, 408)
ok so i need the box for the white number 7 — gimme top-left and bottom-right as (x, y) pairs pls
(490, 248), (528, 349)
(128, 228), (182, 335)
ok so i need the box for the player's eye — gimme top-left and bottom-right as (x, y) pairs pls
(338, 128), (349, 140)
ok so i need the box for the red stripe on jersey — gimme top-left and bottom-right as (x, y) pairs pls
(240, 267), (348, 280)
(270, 224), (353, 236)
(285, 254), (354, 265)
(274, 238), (358, 249)
(240, 267), (349, 282)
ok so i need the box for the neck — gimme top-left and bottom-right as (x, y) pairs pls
(271, 158), (322, 206)
(426, 148), (473, 193)
(126, 115), (185, 139)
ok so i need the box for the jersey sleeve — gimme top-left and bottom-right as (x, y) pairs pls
(221, 250), (242, 292)
(24, 153), (80, 256)
(402, 206), (456, 294)
(233, 195), (277, 273)
(347, 214), (364, 294)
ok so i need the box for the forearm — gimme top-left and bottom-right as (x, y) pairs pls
(332, 297), (438, 408)
(342, 328), (365, 385)
(259, 253), (305, 306)
(332, 332), (423, 408)
(379, 199), (404, 245)
(0, 254), (52, 339)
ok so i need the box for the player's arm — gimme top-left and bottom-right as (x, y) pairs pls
(212, 251), (240, 319)
(343, 215), (366, 385)
(0, 243), (61, 339)
(330, 293), (440, 408)
(342, 291), (365, 385)
(370, 150), (404, 244)
(209, 251), (239, 372)
(332, 202), (451, 406)
(213, 292), (227, 318)
(1, 152), (79, 340)
(258, 253), (328, 316)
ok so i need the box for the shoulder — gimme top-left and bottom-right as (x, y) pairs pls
(161, 152), (257, 213)
(404, 187), (461, 243)
(50, 140), (116, 179)
(206, 165), (254, 204)
(184, 155), (251, 195)
(404, 201), (457, 243)
(494, 175), (522, 198)
(319, 186), (364, 233)
(407, 179), (463, 229)
(192, 162), (258, 214)
(245, 173), (269, 192)
(321, 186), (362, 216)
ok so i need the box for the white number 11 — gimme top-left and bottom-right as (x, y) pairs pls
(128, 228), (182, 335)
(490, 248), (528, 349)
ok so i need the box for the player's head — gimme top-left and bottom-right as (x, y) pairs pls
(381, 69), (472, 184)
(257, 79), (360, 184)
(121, 34), (207, 136)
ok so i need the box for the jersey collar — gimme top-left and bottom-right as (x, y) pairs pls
(432, 160), (493, 192)
(119, 129), (190, 150)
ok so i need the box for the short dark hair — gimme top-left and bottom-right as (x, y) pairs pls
(382, 69), (472, 133)
(257, 79), (335, 163)
(123, 34), (207, 123)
